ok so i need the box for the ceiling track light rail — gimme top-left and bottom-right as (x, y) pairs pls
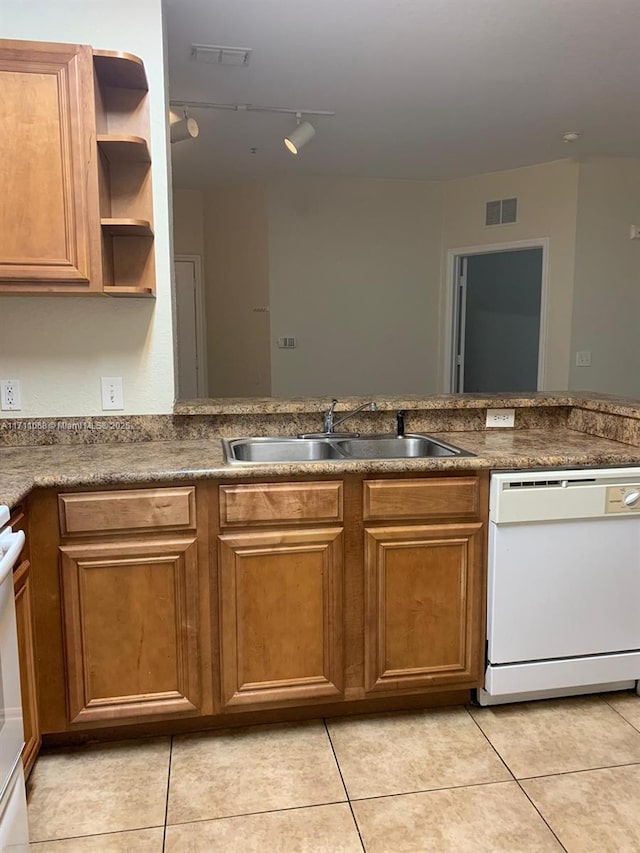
(169, 100), (335, 117)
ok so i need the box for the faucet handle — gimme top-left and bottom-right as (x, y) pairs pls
(323, 398), (338, 432)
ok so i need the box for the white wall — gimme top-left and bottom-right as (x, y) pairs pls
(172, 189), (204, 258)
(267, 176), (443, 397)
(569, 158), (640, 395)
(203, 183), (271, 396)
(0, 0), (174, 417)
(441, 160), (580, 390)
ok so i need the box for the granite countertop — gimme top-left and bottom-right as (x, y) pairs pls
(3, 427), (640, 510)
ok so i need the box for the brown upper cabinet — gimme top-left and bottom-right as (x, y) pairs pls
(0, 39), (155, 297)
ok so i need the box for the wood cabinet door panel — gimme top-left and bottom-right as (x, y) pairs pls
(219, 528), (344, 708)
(363, 478), (480, 521)
(365, 523), (484, 693)
(0, 41), (100, 288)
(60, 537), (201, 723)
(14, 561), (41, 777)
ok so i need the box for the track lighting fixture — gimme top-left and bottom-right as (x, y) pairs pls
(284, 113), (316, 154)
(170, 110), (200, 144)
(169, 100), (334, 154)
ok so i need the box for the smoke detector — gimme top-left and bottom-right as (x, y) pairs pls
(191, 44), (252, 66)
(562, 131), (581, 143)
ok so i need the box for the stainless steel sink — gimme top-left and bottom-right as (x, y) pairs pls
(223, 433), (474, 464)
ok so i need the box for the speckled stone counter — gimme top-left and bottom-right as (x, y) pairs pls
(3, 427), (640, 511)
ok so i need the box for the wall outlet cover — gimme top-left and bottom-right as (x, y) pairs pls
(486, 408), (515, 428)
(0, 379), (21, 411)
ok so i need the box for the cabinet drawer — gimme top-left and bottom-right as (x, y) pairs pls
(59, 487), (196, 536)
(363, 477), (479, 521)
(219, 482), (343, 527)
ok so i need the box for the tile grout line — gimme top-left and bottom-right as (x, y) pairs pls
(161, 735), (174, 852)
(463, 705), (568, 852)
(602, 696), (640, 735)
(322, 718), (367, 852)
(160, 799), (353, 830)
(518, 758), (640, 782)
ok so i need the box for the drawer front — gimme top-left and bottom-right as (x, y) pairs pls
(363, 477), (479, 521)
(219, 482), (343, 527)
(59, 487), (196, 536)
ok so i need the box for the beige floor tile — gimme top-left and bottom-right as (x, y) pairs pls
(165, 803), (362, 852)
(522, 763), (640, 852)
(326, 708), (511, 799)
(167, 720), (346, 824)
(27, 737), (170, 843)
(606, 690), (640, 732)
(469, 696), (640, 779)
(29, 827), (164, 852)
(353, 782), (562, 852)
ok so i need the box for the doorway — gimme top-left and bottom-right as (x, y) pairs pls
(448, 244), (546, 393)
(174, 255), (208, 398)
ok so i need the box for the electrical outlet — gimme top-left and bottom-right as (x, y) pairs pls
(576, 350), (591, 367)
(486, 408), (515, 428)
(0, 379), (21, 411)
(100, 377), (124, 411)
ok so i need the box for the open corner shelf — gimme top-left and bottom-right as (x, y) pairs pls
(105, 286), (155, 298)
(97, 135), (150, 162)
(101, 218), (153, 237)
(93, 49), (148, 90)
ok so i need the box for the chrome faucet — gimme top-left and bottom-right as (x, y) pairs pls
(323, 399), (378, 434)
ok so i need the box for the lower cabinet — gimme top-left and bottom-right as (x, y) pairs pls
(29, 474), (486, 737)
(364, 522), (484, 693)
(218, 527), (344, 708)
(59, 536), (201, 723)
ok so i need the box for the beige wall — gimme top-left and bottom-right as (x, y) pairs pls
(172, 189), (205, 257)
(0, 0), (174, 417)
(441, 160), (580, 390)
(203, 184), (271, 396)
(569, 158), (640, 395)
(267, 176), (443, 397)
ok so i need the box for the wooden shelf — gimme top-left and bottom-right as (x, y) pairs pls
(105, 286), (155, 298)
(93, 50), (147, 90)
(97, 135), (150, 162)
(101, 218), (153, 236)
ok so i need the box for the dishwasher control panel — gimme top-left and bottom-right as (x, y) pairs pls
(605, 486), (640, 513)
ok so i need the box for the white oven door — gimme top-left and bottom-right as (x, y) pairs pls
(0, 528), (25, 797)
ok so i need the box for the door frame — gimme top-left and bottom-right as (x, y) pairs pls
(442, 238), (550, 393)
(175, 254), (208, 398)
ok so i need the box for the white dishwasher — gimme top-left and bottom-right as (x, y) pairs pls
(478, 467), (640, 706)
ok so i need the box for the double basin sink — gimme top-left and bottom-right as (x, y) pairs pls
(223, 433), (475, 464)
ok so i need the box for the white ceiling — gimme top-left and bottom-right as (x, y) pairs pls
(165, 0), (640, 188)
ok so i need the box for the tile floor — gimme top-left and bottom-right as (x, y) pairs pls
(27, 690), (640, 852)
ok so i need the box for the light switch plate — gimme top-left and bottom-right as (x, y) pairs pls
(101, 377), (124, 411)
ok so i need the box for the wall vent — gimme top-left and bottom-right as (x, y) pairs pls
(485, 197), (518, 226)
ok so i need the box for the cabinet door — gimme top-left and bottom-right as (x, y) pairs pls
(0, 39), (100, 290)
(364, 523), (484, 693)
(59, 536), (201, 723)
(219, 527), (344, 708)
(13, 562), (41, 777)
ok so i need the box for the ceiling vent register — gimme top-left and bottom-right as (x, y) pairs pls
(485, 197), (518, 226)
(191, 44), (252, 66)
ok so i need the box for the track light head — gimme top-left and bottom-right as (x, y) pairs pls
(170, 115), (200, 144)
(284, 116), (316, 154)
